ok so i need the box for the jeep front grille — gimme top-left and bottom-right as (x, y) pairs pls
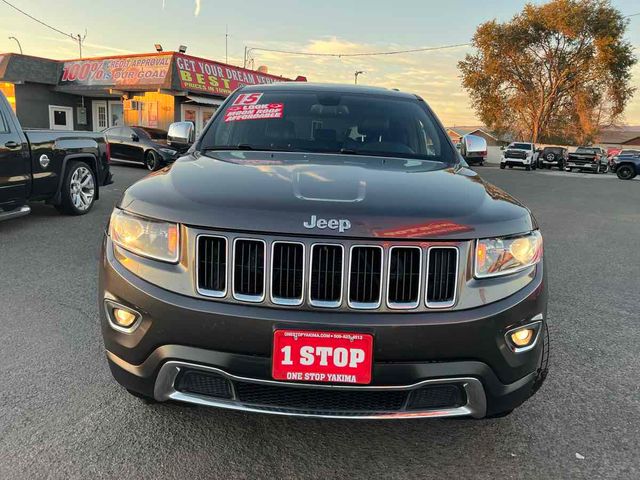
(309, 244), (344, 307)
(196, 233), (460, 311)
(233, 239), (266, 302)
(426, 247), (458, 308)
(271, 242), (304, 305)
(197, 235), (227, 297)
(387, 247), (422, 308)
(349, 246), (383, 309)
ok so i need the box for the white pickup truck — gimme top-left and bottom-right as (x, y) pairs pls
(500, 142), (539, 171)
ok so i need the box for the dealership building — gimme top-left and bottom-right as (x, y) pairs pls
(0, 51), (303, 135)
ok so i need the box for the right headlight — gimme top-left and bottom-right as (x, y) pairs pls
(475, 231), (543, 278)
(109, 208), (179, 263)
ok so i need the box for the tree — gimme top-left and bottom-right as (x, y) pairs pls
(458, 0), (637, 144)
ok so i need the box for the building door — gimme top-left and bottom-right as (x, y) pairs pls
(181, 104), (218, 137)
(92, 101), (108, 131)
(108, 101), (124, 127)
(48, 105), (74, 131)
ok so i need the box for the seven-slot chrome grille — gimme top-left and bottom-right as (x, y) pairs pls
(196, 233), (460, 311)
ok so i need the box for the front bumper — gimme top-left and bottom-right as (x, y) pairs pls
(100, 238), (548, 419)
(567, 162), (597, 170)
(501, 158), (531, 166)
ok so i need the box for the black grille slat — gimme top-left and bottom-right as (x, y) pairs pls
(235, 382), (407, 412)
(427, 248), (458, 306)
(176, 370), (233, 399)
(272, 242), (304, 302)
(388, 248), (421, 306)
(349, 247), (382, 306)
(234, 239), (265, 299)
(197, 236), (227, 294)
(310, 245), (343, 305)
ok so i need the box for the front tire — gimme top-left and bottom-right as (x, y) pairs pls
(55, 161), (96, 215)
(145, 151), (162, 171)
(525, 165), (531, 171)
(616, 165), (636, 180)
(500, 164), (506, 170)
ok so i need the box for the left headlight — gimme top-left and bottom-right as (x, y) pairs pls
(159, 148), (177, 156)
(109, 208), (179, 263)
(475, 231), (543, 278)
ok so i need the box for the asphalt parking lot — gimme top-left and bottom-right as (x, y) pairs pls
(1, 164), (639, 480)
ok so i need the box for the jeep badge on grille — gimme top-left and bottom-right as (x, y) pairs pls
(304, 215), (352, 233)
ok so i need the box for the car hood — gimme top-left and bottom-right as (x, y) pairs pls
(118, 151), (536, 239)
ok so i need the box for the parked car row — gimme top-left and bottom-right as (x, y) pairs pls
(499, 141), (639, 181)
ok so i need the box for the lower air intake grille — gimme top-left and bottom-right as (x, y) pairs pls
(349, 246), (383, 307)
(235, 382), (408, 412)
(388, 247), (421, 308)
(233, 239), (265, 300)
(271, 242), (304, 304)
(175, 370), (233, 399)
(427, 248), (458, 307)
(310, 244), (343, 306)
(406, 385), (466, 410)
(197, 236), (227, 295)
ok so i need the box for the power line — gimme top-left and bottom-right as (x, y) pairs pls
(0, 0), (75, 40)
(0, 0), (86, 56)
(246, 42), (470, 60)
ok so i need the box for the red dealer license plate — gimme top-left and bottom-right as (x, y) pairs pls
(272, 330), (374, 385)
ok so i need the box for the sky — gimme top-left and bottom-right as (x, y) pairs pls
(0, 0), (638, 126)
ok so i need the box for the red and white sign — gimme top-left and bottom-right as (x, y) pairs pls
(224, 103), (284, 122)
(272, 330), (374, 385)
(232, 93), (263, 106)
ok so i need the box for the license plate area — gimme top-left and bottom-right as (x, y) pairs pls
(272, 330), (373, 385)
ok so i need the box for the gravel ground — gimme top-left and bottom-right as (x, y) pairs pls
(0, 163), (638, 479)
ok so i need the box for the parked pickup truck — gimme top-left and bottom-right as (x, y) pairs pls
(0, 92), (112, 222)
(566, 147), (608, 174)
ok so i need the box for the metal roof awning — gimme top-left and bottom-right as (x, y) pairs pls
(185, 95), (225, 106)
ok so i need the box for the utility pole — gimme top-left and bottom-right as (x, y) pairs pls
(354, 70), (365, 84)
(8, 36), (22, 54)
(225, 25), (229, 64)
(71, 30), (87, 58)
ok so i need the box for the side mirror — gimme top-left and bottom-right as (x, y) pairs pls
(460, 134), (488, 157)
(167, 122), (195, 147)
(131, 133), (139, 142)
(500, 145), (505, 151)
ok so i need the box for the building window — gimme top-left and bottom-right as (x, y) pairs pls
(48, 105), (74, 131)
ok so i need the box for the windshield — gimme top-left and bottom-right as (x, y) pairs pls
(135, 127), (168, 140)
(575, 147), (598, 154)
(510, 143), (532, 150)
(199, 90), (456, 165)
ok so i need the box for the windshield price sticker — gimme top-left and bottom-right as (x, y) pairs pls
(224, 103), (284, 122)
(272, 330), (374, 385)
(232, 93), (263, 106)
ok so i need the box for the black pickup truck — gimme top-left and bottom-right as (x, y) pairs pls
(566, 146), (608, 173)
(0, 92), (112, 222)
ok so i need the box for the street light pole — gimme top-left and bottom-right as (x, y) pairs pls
(354, 70), (365, 84)
(8, 36), (22, 54)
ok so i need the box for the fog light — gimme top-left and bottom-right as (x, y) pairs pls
(505, 318), (542, 353)
(510, 328), (534, 347)
(113, 308), (136, 327)
(104, 300), (141, 333)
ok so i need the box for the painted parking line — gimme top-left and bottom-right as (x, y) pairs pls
(533, 170), (640, 180)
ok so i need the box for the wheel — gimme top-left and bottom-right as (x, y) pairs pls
(55, 161), (96, 215)
(145, 151), (162, 171)
(499, 164), (506, 170)
(525, 165), (531, 171)
(126, 388), (157, 404)
(616, 165), (636, 180)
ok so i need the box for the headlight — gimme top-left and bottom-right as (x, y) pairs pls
(109, 209), (179, 263)
(475, 231), (543, 278)
(159, 148), (177, 155)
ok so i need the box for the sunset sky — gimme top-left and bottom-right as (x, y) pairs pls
(0, 0), (638, 126)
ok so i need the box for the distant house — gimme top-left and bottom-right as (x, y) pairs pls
(446, 126), (503, 146)
(596, 127), (640, 147)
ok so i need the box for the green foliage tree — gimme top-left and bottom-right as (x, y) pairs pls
(458, 0), (637, 144)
